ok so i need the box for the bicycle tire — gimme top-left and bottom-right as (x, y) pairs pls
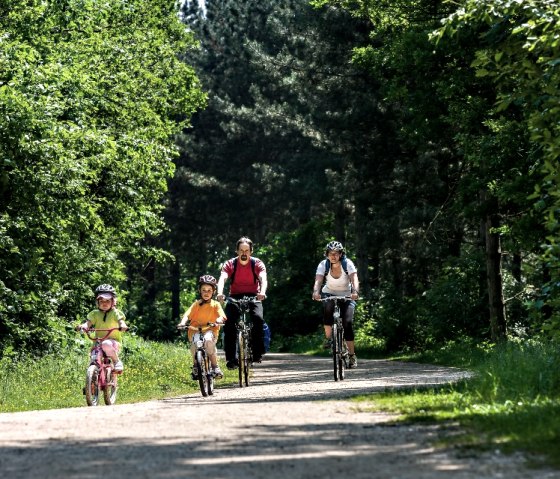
(103, 366), (118, 405)
(237, 330), (245, 387)
(243, 333), (251, 387)
(85, 364), (100, 406)
(332, 323), (340, 381)
(337, 324), (346, 381)
(206, 354), (215, 396)
(196, 350), (209, 397)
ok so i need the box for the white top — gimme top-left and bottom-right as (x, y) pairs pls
(315, 258), (357, 295)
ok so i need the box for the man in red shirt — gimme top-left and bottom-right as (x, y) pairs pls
(217, 236), (268, 369)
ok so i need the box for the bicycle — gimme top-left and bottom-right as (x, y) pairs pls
(79, 327), (124, 406)
(320, 296), (350, 381)
(228, 296), (260, 387)
(178, 322), (223, 397)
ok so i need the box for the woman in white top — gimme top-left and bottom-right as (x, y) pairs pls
(312, 241), (360, 368)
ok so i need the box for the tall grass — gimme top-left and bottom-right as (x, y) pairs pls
(0, 335), (238, 412)
(353, 338), (560, 467)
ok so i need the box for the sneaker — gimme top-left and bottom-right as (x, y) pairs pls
(253, 356), (263, 364)
(113, 360), (124, 372)
(213, 366), (223, 379)
(348, 354), (358, 369)
(226, 359), (238, 370)
(323, 338), (333, 349)
(191, 366), (198, 380)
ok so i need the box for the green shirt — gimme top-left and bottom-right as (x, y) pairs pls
(86, 308), (126, 342)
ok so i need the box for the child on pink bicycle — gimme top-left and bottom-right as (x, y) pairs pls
(177, 275), (226, 379)
(77, 284), (128, 372)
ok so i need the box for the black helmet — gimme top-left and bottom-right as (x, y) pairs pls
(325, 241), (345, 256)
(95, 284), (117, 299)
(198, 275), (217, 291)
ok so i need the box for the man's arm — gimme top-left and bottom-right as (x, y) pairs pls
(216, 270), (229, 302)
(257, 271), (268, 300)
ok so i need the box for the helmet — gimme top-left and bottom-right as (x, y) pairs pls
(95, 284), (116, 299)
(325, 241), (345, 256)
(198, 275), (217, 291)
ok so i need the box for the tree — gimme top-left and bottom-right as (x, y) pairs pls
(0, 0), (205, 355)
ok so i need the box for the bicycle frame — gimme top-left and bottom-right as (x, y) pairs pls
(81, 327), (122, 406)
(228, 296), (260, 387)
(178, 322), (223, 397)
(320, 296), (350, 382)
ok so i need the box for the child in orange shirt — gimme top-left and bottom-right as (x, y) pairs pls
(178, 275), (226, 379)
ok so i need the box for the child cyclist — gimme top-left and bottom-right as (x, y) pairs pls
(178, 275), (226, 379)
(77, 284), (128, 372)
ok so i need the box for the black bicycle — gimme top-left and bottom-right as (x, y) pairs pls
(178, 322), (223, 397)
(320, 296), (350, 381)
(228, 296), (260, 387)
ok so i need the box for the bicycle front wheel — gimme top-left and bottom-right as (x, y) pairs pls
(196, 350), (209, 397)
(205, 354), (214, 396)
(332, 324), (340, 381)
(85, 364), (100, 406)
(237, 331), (245, 387)
(103, 366), (118, 405)
(243, 334), (251, 387)
(337, 325), (346, 381)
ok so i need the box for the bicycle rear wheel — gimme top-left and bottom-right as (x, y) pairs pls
(103, 366), (118, 405)
(196, 350), (209, 397)
(85, 364), (100, 406)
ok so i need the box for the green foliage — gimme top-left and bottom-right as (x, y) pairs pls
(0, 0), (205, 355)
(437, 0), (560, 337)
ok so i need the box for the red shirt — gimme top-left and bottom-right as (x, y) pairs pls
(222, 257), (266, 295)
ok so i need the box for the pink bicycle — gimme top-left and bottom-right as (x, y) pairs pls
(80, 327), (124, 406)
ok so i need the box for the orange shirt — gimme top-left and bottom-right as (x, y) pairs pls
(182, 299), (226, 341)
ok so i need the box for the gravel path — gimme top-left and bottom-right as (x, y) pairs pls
(1, 353), (558, 478)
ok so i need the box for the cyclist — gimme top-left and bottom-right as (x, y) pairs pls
(312, 241), (360, 368)
(217, 236), (268, 370)
(178, 275), (226, 379)
(77, 284), (128, 372)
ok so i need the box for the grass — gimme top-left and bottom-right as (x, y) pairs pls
(350, 338), (560, 469)
(0, 334), (240, 412)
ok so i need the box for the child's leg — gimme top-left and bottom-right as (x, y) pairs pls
(204, 332), (218, 367)
(101, 340), (120, 363)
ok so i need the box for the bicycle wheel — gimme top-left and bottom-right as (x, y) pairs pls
(85, 364), (100, 406)
(103, 366), (118, 405)
(243, 333), (251, 387)
(332, 323), (340, 381)
(205, 355), (215, 396)
(196, 350), (209, 397)
(337, 325), (346, 381)
(237, 331), (245, 387)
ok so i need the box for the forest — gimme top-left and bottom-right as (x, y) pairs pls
(1, 0), (560, 358)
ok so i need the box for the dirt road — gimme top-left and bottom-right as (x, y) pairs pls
(1, 353), (558, 478)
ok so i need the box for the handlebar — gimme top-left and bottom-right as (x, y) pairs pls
(177, 322), (224, 332)
(78, 327), (127, 341)
(318, 296), (353, 302)
(227, 296), (261, 308)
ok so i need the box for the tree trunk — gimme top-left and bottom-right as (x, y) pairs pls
(482, 192), (507, 341)
(170, 259), (181, 323)
(354, 199), (369, 295)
